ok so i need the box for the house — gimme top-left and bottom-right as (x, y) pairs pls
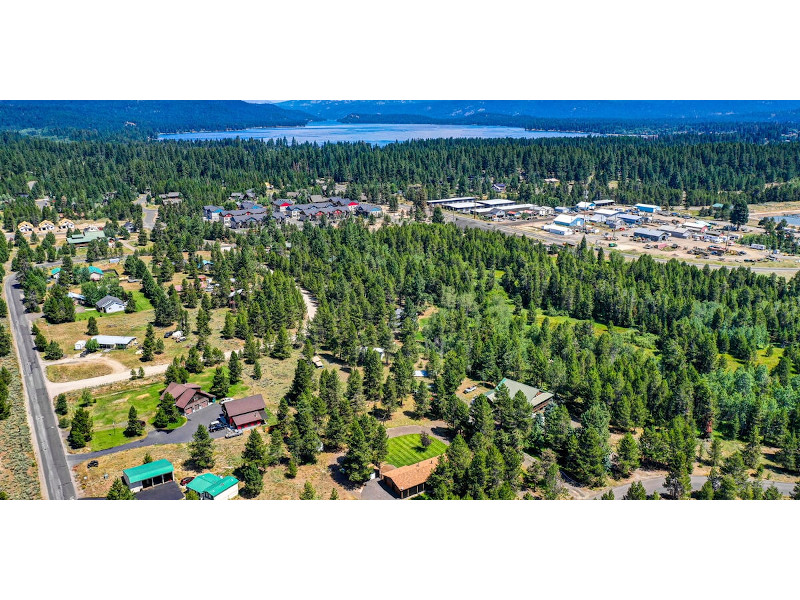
(357, 203), (382, 216)
(203, 205), (224, 221)
(381, 457), (440, 499)
(544, 224), (573, 236)
(17, 221), (34, 233)
(88, 265), (104, 281)
(311, 355), (324, 368)
(491, 183), (507, 192)
(38, 219), (55, 232)
(83, 225), (101, 233)
(543, 177), (560, 184)
(222, 394), (268, 430)
(485, 378), (554, 413)
(92, 335), (137, 349)
(633, 227), (670, 242)
(634, 203), (661, 213)
(67, 292), (86, 305)
(123, 221), (136, 232)
(531, 205), (555, 217)
(186, 473), (240, 500)
(96, 295), (126, 313)
(272, 198), (294, 211)
(162, 382), (215, 415)
(57, 218), (75, 231)
(553, 214), (585, 228)
(67, 230), (106, 246)
(576, 201), (595, 211)
(159, 192), (182, 205)
(122, 459), (174, 493)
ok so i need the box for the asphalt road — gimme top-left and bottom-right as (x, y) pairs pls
(5, 274), (76, 500)
(589, 475), (797, 499)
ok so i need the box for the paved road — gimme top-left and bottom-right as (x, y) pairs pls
(66, 401), (233, 465)
(5, 274), (76, 500)
(134, 193), (158, 229)
(588, 475), (797, 499)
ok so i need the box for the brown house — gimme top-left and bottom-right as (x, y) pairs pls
(162, 382), (215, 415)
(222, 394), (268, 430)
(381, 457), (440, 499)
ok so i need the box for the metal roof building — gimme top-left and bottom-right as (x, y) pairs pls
(476, 199), (515, 207)
(186, 473), (240, 500)
(485, 378), (554, 412)
(91, 335), (137, 349)
(123, 459), (174, 493)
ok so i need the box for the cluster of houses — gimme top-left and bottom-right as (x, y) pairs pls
(17, 217), (75, 234)
(202, 196), (382, 229)
(159, 382), (269, 430)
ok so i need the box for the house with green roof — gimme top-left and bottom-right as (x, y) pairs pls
(185, 473), (239, 500)
(67, 230), (106, 246)
(485, 378), (554, 413)
(122, 459), (174, 493)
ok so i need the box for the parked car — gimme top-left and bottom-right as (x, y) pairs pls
(164, 331), (174, 338)
(225, 429), (243, 438)
(87, 460), (99, 468)
(463, 385), (478, 394)
(180, 476), (195, 486)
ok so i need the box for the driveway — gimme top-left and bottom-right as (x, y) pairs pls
(361, 478), (397, 500)
(66, 401), (233, 465)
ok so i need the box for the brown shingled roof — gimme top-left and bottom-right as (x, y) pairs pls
(382, 457), (440, 492)
(223, 394), (266, 419)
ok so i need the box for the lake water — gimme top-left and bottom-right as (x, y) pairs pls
(158, 121), (589, 146)
(769, 214), (800, 227)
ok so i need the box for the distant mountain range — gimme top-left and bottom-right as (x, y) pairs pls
(276, 100), (800, 122)
(0, 100), (313, 138)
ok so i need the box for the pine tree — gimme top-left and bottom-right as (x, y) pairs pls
(252, 361), (262, 380)
(300, 481), (317, 500)
(124, 405), (144, 437)
(209, 366), (230, 399)
(271, 326), (291, 359)
(68, 407), (93, 448)
(698, 479), (715, 500)
(239, 462), (263, 498)
(286, 457), (298, 478)
(343, 420), (374, 483)
(107, 478), (136, 500)
(329, 488), (339, 500)
(141, 324), (155, 361)
(185, 346), (203, 373)
(86, 316), (99, 335)
(241, 429), (268, 471)
(0, 325), (11, 357)
(44, 340), (63, 360)
(189, 424), (215, 469)
(600, 490), (615, 500)
(623, 481), (648, 500)
(614, 432), (640, 478)
(373, 424), (389, 469)
(54, 393), (68, 416)
(573, 426), (608, 487)
(228, 351), (242, 384)
(267, 428), (284, 466)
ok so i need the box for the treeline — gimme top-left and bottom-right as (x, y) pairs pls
(4, 134), (800, 222)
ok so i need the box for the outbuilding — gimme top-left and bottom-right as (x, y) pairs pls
(91, 335), (137, 349)
(185, 473), (240, 500)
(485, 378), (554, 413)
(576, 201), (595, 211)
(122, 459), (174, 493)
(222, 394), (268, 430)
(635, 203), (661, 213)
(553, 214), (585, 228)
(633, 228), (670, 242)
(544, 224), (573, 236)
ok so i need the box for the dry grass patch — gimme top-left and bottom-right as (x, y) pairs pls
(46, 361), (113, 382)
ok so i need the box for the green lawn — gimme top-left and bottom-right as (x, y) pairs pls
(385, 434), (447, 468)
(75, 290), (153, 321)
(722, 347), (784, 372)
(71, 368), (249, 452)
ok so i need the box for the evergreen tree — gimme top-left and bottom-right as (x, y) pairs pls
(68, 407), (93, 448)
(86, 316), (99, 335)
(239, 462), (263, 498)
(241, 429), (268, 471)
(124, 405), (144, 437)
(300, 481), (317, 500)
(228, 351), (242, 384)
(209, 366), (230, 399)
(329, 488), (339, 500)
(342, 420), (374, 484)
(267, 428), (284, 466)
(54, 393), (68, 416)
(252, 361), (262, 380)
(189, 424), (215, 469)
(614, 432), (640, 478)
(623, 481), (648, 500)
(44, 340), (63, 360)
(271, 326), (291, 359)
(106, 478), (136, 500)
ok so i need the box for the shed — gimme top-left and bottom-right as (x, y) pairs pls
(633, 228), (670, 242)
(74, 340), (86, 351)
(122, 459), (174, 493)
(185, 473), (240, 500)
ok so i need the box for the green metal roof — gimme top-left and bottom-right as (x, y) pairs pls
(88, 265), (103, 274)
(67, 231), (106, 244)
(185, 473), (221, 494)
(205, 476), (239, 497)
(123, 459), (173, 484)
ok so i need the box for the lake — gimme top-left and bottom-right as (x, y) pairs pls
(768, 214), (800, 227)
(158, 121), (589, 146)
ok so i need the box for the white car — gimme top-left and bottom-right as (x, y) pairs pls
(463, 385), (478, 394)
